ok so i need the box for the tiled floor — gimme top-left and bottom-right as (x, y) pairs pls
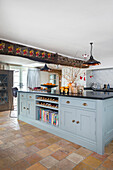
(0, 111), (113, 170)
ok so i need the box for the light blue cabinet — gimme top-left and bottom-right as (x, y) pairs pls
(19, 93), (35, 119)
(26, 100), (35, 119)
(18, 91), (113, 155)
(60, 107), (77, 134)
(76, 109), (96, 141)
(20, 100), (26, 116)
(60, 106), (96, 141)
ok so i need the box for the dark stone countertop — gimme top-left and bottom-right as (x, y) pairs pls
(18, 90), (113, 100)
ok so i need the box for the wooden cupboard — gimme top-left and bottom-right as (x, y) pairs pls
(0, 70), (13, 111)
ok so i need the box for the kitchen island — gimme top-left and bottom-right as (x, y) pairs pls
(17, 91), (113, 155)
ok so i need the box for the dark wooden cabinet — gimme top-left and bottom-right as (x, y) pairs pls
(0, 70), (13, 111)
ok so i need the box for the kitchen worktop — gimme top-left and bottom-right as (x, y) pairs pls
(18, 90), (113, 100)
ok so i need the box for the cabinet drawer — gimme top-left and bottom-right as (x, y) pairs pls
(60, 97), (96, 110)
(27, 94), (35, 100)
(20, 93), (26, 99)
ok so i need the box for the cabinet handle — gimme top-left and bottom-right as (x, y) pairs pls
(83, 103), (88, 106)
(23, 107), (26, 109)
(66, 101), (70, 104)
(27, 108), (29, 110)
(72, 120), (75, 123)
(22, 95), (23, 97)
(29, 96), (32, 98)
(76, 121), (80, 124)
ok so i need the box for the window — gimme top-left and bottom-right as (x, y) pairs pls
(49, 74), (56, 84)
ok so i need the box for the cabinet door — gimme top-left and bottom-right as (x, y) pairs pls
(60, 107), (77, 134)
(26, 100), (35, 119)
(76, 109), (96, 141)
(20, 100), (26, 117)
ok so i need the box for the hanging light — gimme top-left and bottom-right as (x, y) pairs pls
(40, 64), (51, 71)
(83, 42), (101, 66)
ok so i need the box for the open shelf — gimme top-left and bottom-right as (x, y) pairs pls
(36, 99), (58, 104)
(36, 104), (58, 111)
(36, 107), (59, 127)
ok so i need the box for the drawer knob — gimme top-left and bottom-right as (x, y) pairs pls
(27, 108), (29, 110)
(72, 120), (75, 123)
(29, 96), (32, 98)
(76, 121), (80, 124)
(66, 101), (70, 104)
(23, 107), (26, 109)
(83, 103), (88, 106)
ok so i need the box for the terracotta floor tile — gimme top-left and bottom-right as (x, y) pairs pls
(39, 156), (59, 168)
(48, 144), (61, 152)
(24, 141), (37, 147)
(12, 138), (25, 145)
(45, 137), (60, 145)
(91, 152), (108, 161)
(73, 162), (94, 170)
(0, 142), (14, 150)
(50, 159), (76, 170)
(9, 151), (27, 161)
(23, 135), (35, 140)
(69, 142), (81, 149)
(61, 145), (76, 155)
(10, 159), (30, 170)
(108, 153), (113, 161)
(1, 111), (113, 170)
(75, 147), (92, 157)
(56, 139), (70, 147)
(97, 166), (107, 170)
(83, 155), (102, 169)
(35, 142), (49, 149)
(24, 153), (42, 165)
(67, 153), (84, 164)
(37, 148), (53, 158)
(26, 162), (47, 170)
(0, 149), (9, 159)
(102, 159), (113, 169)
(28, 145), (40, 153)
(30, 128), (41, 132)
(0, 139), (3, 144)
(0, 156), (14, 169)
(51, 150), (68, 160)
(43, 133), (55, 139)
(105, 143), (113, 155)
(35, 136), (46, 143)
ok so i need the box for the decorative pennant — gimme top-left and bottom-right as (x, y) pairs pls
(8, 45), (13, 53)
(48, 53), (51, 58)
(42, 52), (45, 58)
(23, 49), (28, 56)
(0, 43), (5, 51)
(29, 50), (34, 57)
(80, 76), (83, 80)
(16, 47), (21, 55)
(36, 51), (40, 57)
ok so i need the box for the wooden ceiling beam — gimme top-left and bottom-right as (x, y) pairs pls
(0, 40), (88, 68)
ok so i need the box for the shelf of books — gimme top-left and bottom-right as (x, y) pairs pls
(36, 95), (59, 127)
(36, 108), (59, 127)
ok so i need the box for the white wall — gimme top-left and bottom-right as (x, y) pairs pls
(86, 68), (113, 88)
(40, 71), (49, 85)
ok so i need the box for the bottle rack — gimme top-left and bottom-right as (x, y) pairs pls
(36, 95), (59, 127)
